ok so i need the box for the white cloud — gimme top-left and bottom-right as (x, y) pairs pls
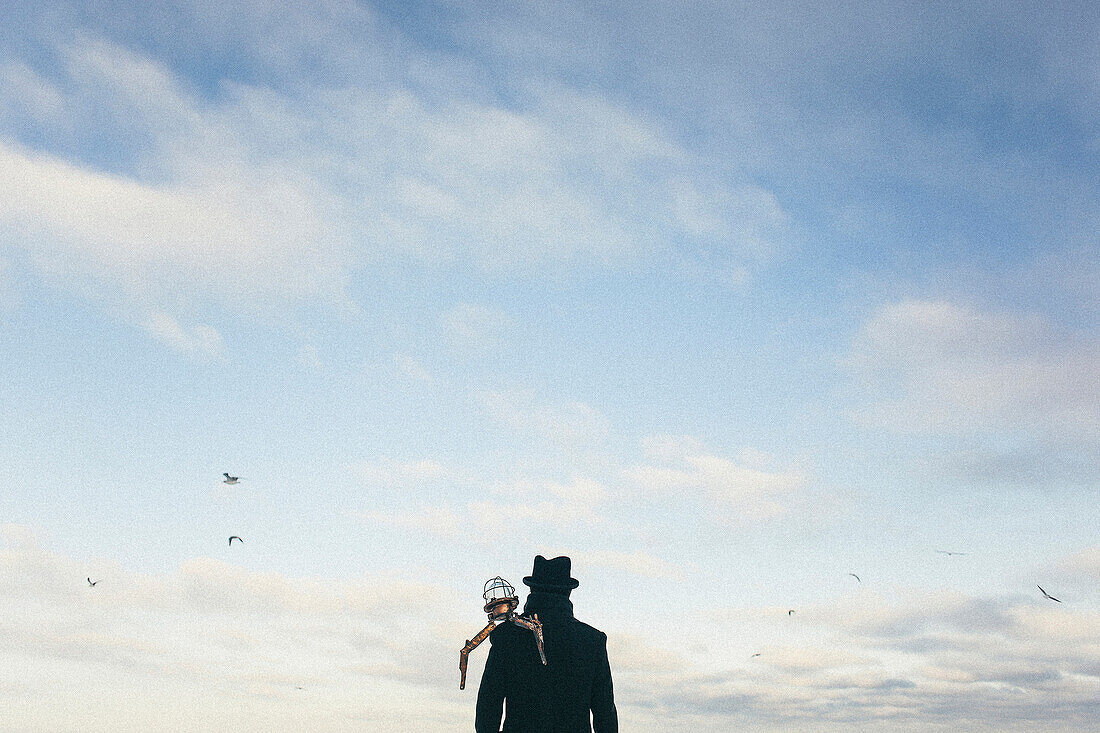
(848, 299), (1100, 447)
(144, 311), (224, 359)
(0, 37), (354, 313)
(358, 470), (615, 546)
(10, 511), (1100, 732)
(0, 524), (469, 732)
(481, 390), (610, 447)
(393, 353), (433, 383)
(0, 257), (18, 315)
(0, 61), (66, 123)
(541, 476), (607, 504)
(668, 177), (792, 259)
(356, 435), (811, 550)
(751, 645), (871, 673)
(297, 343), (322, 369)
(627, 440), (808, 520)
(0, 138), (348, 309)
(576, 550), (682, 580)
(641, 434), (706, 461)
(490, 475), (608, 509)
(642, 587), (1100, 730)
(467, 496), (603, 531)
(363, 492), (607, 546)
(1059, 547), (1100, 581)
(440, 303), (513, 348)
(356, 505), (465, 541)
(1, 18), (793, 326)
(0, 523), (37, 548)
(351, 458), (452, 491)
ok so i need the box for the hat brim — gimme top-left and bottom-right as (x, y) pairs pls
(523, 575), (580, 590)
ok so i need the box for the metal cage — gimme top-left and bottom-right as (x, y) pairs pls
(482, 576), (517, 603)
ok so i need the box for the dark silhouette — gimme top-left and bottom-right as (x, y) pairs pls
(1037, 585), (1062, 603)
(476, 555), (617, 733)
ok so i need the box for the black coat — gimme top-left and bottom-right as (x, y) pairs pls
(475, 591), (618, 733)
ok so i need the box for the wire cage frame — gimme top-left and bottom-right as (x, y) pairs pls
(483, 576), (517, 603)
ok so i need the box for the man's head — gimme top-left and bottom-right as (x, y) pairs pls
(523, 555), (580, 596)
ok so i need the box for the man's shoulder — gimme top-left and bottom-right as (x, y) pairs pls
(487, 622), (514, 641)
(570, 618), (608, 644)
(490, 616), (607, 645)
(488, 620), (533, 645)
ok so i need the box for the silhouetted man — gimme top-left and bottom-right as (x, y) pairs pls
(476, 555), (617, 733)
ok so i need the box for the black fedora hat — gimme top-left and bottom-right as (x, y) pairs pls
(523, 555), (580, 591)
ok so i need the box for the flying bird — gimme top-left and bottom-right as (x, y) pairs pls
(935, 550), (967, 556)
(1037, 585), (1062, 603)
(87, 578), (97, 587)
(228, 536), (243, 546)
(223, 473), (240, 484)
(788, 609), (795, 616)
(750, 653), (761, 658)
(848, 573), (861, 583)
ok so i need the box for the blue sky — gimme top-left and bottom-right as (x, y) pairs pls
(1, 1), (1098, 730)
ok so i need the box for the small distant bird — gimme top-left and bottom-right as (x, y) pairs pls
(87, 578), (97, 587)
(935, 550), (967, 556)
(1037, 585), (1062, 603)
(228, 536), (243, 546)
(848, 573), (861, 583)
(223, 473), (240, 484)
(750, 652), (761, 658)
(788, 609), (795, 616)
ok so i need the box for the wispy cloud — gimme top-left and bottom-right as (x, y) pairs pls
(575, 550), (682, 580)
(1059, 547), (1100, 581)
(393, 352), (433, 383)
(849, 299), (1100, 448)
(356, 505), (465, 540)
(0, 61), (66, 124)
(1, 9), (795, 335)
(351, 457), (452, 491)
(0, 38), (353, 313)
(360, 479), (610, 547)
(440, 303), (513, 350)
(0, 524), (468, 731)
(0, 256), (18, 315)
(144, 312), (224, 359)
(626, 587), (1100, 731)
(480, 390), (611, 447)
(626, 438), (809, 521)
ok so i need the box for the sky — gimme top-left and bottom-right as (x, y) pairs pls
(0, 0), (1098, 730)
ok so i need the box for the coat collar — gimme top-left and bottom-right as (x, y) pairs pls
(523, 591), (574, 619)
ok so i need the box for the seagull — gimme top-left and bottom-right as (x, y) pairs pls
(935, 550), (967, 556)
(788, 609), (795, 616)
(223, 473), (241, 484)
(848, 573), (861, 583)
(1037, 585), (1062, 603)
(228, 536), (243, 546)
(750, 652), (761, 658)
(87, 578), (97, 587)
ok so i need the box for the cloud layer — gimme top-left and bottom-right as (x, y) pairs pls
(0, 11), (794, 335)
(7, 525), (1095, 732)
